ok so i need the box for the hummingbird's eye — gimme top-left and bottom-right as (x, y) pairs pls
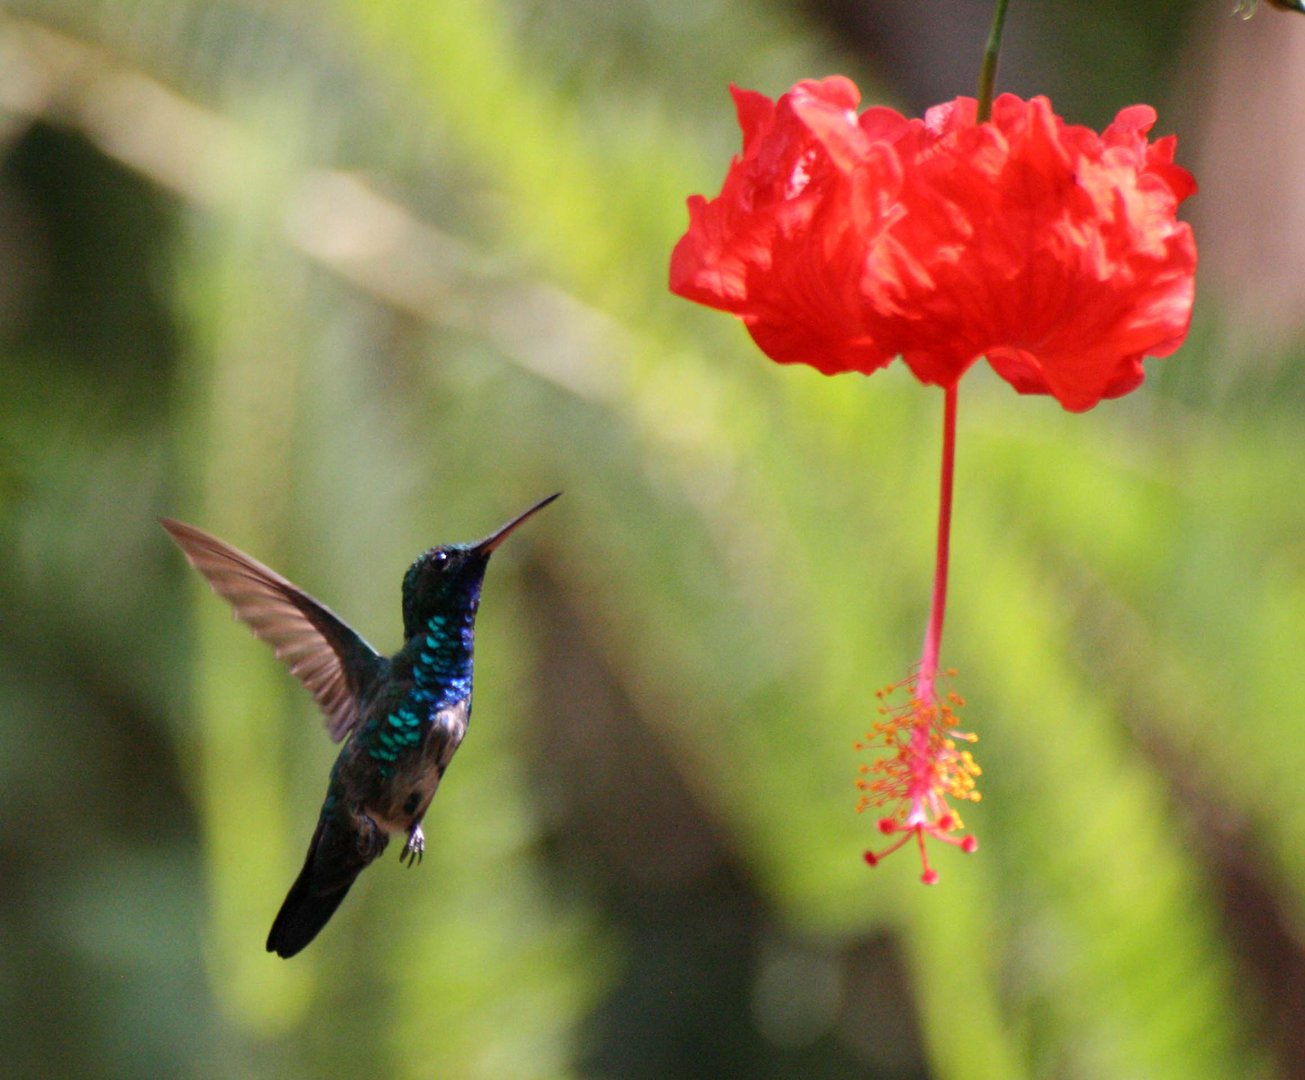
(434, 551), (448, 564)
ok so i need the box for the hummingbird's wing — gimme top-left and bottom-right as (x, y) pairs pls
(161, 519), (384, 741)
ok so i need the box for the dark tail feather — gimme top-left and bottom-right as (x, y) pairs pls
(265, 863), (357, 959)
(266, 817), (387, 958)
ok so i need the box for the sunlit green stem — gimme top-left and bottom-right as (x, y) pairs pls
(976, 0), (1011, 123)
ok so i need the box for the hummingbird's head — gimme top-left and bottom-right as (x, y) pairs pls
(400, 493), (559, 637)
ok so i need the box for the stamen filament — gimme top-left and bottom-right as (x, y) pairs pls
(917, 385), (957, 703)
(857, 389), (979, 882)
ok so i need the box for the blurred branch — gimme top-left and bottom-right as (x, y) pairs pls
(0, 13), (629, 405)
(0, 18), (239, 200)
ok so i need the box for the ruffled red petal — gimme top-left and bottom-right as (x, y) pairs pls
(670, 82), (1197, 411)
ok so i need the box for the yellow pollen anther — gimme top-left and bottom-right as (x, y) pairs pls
(856, 668), (981, 881)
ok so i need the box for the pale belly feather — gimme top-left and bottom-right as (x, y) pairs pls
(365, 699), (469, 835)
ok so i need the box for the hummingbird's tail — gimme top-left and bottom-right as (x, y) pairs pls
(267, 814), (389, 959)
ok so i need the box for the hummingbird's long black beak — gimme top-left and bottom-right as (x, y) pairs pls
(473, 492), (561, 555)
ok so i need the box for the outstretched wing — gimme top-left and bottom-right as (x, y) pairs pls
(161, 518), (385, 741)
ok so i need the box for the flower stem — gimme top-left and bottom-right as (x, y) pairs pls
(917, 384), (958, 705)
(976, 0), (1011, 123)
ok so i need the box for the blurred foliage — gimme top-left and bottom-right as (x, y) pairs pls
(0, 1), (1302, 1078)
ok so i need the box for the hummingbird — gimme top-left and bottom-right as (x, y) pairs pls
(161, 493), (559, 958)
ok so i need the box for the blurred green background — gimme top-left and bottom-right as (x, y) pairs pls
(2, 1), (1302, 1077)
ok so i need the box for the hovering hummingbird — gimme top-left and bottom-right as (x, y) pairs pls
(162, 493), (559, 958)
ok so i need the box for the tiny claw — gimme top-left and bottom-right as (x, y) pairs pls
(401, 824), (425, 867)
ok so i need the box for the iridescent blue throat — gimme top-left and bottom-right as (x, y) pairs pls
(410, 611), (474, 708)
(361, 611), (474, 775)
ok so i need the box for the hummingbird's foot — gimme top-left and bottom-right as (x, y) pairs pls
(401, 824), (425, 867)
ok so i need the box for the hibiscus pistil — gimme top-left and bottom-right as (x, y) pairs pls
(856, 669), (981, 884)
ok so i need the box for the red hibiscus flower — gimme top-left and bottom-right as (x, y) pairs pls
(670, 80), (1197, 412)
